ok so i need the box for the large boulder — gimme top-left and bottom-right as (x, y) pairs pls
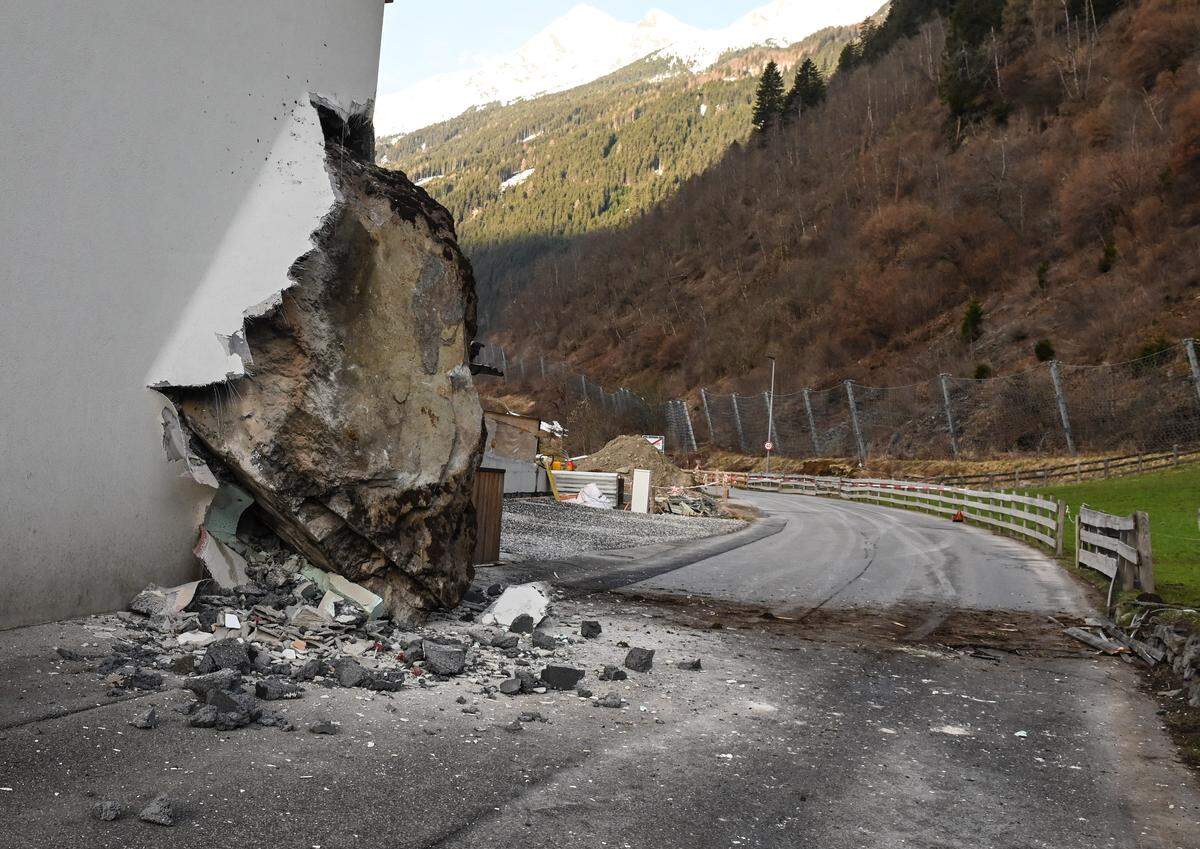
(166, 131), (484, 622)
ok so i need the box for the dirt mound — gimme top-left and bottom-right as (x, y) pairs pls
(575, 435), (695, 488)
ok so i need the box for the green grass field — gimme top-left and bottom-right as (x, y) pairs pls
(1040, 466), (1200, 607)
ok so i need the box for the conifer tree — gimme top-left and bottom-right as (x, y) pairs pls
(751, 61), (785, 131)
(783, 58), (827, 120)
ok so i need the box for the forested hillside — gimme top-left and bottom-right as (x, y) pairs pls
(377, 25), (860, 322)
(487, 0), (1200, 402)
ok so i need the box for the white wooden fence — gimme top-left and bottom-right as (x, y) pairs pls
(697, 471), (1065, 553)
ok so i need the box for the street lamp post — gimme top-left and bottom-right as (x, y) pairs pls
(766, 356), (776, 476)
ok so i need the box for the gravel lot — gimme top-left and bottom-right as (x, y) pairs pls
(500, 497), (747, 561)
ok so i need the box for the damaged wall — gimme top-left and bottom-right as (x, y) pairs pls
(0, 1), (387, 629)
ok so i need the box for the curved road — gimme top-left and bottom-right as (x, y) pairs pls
(631, 489), (1089, 615)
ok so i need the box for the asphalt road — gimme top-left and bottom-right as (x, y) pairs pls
(632, 490), (1090, 615)
(2, 492), (1196, 848)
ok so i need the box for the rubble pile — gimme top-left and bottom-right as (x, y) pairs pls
(574, 435), (695, 488)
(77, 559), (703, 741)
(654, 489), (723, 517)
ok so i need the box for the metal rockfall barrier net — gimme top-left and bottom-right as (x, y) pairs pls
(474, 340), (1200, 461)
(695, 341), (1200, 461)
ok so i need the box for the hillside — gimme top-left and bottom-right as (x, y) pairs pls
(486, 0), (1200, 403)
(377, 25), (860, 323)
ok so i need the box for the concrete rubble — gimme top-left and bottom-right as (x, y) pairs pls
(66, 550), (710, 750)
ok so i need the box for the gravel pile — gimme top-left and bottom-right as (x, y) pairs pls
(500, 498), (746, 561)
(573, 435), (695, 488)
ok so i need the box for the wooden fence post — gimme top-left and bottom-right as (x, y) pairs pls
(1134, 511), (1155, 593)
(1055, 501), (1066, 556)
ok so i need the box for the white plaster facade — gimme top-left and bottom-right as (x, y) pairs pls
(0, 1), (386, 628)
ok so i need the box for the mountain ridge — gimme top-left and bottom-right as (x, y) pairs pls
(375, 0), (883, 135)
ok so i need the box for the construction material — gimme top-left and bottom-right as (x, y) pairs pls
(630, 469), (652, 514)
(472, 468), (505, 564)
(550, 471), (623, 506)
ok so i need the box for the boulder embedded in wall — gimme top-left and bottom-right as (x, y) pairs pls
(166, 136), (484, 622)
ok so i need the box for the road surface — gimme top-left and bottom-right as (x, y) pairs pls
(632, 490), (1089, 615)
(1, 491), (1196, 848)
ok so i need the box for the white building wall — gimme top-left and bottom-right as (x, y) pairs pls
(0, 1), (386, 628)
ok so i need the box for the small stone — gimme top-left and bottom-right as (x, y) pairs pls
(486, 583), (505, 597)
(182, 668), (240, 697)
(503, 719), (523, 733)
(255, 677), (304, 701)
(92, 801), (124, 822)
(462, 705), (480, 715)
(170, 655), (196, 675)
(490, 634), (519, 650)
(292, 658), (326, 682)
(423, 642), (467, 676)
(624, 647), (655, 673)
(540, 665), (585, 691)
(498, 678), (522, 696)
(599, 665), (627, 681)
(56, 646), (85, 662)
(531, 631), (558, 650)
(138, 795), (175, 827)
(676, 658), (703, 671)
(509, 614), (535, 634)
(515, 669), (539, 693)
(576, 687), (593, 698)
(455, 695), (468, 704)
(129, 707), (158, 730)
(308, 719), (339, 735)
(580, 621), (602, 639)
(129, 668), (164, 690)
(196, 638), (251, 674)
(333, 658), (372, 689)
(593, 692), (624, 709)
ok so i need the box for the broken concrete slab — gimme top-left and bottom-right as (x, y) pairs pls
(162, 140), (484, 623)
(194, 527), (249, 589)
(129, 582), (200, 618)
(302, 565), (385, 621)
(481, 583), (549, 631)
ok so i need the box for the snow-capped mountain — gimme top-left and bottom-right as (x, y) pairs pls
(374, 1), (882, 136)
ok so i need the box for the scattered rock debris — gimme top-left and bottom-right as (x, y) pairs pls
(624, 647), (655, 673)
(92, 801), (124, 822)
(137, 795), (176, 827)
(580, 621), (602, 639)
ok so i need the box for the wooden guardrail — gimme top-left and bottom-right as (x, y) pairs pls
(696, 471), (1065, 553)
(929, 445), (1200, 488)
(1076, 504), (1154, 607)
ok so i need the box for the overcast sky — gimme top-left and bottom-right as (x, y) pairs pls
(378, 1), (781, 92)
